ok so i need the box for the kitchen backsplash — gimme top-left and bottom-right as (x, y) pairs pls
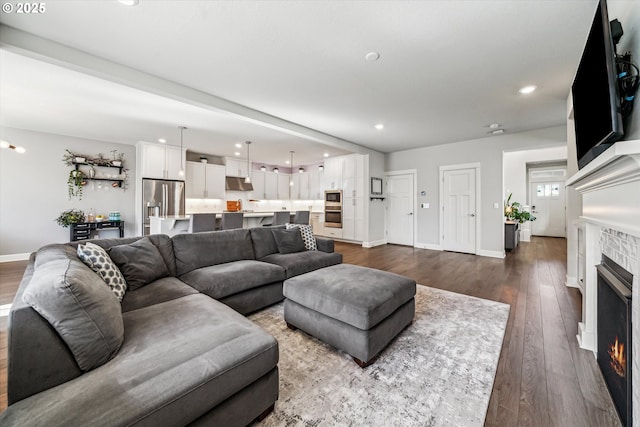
(186, 195), (323, 214)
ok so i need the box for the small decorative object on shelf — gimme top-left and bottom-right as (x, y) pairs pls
(55, 208), (86, 228)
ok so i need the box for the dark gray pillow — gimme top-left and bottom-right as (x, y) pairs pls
(272, 228), (306, 254)
(108, 237), (170, 291)
(23, 258), (124, 371)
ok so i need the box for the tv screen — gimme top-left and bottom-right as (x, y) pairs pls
(571, 0), (624, 170)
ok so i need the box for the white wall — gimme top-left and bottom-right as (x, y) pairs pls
(503, 146), (567, 206)
(0, 127), (136, 257)
(386, 126), (566, 255)
(366, 151), (386, 246)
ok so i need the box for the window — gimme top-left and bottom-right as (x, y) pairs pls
(536, 183), (560, 198)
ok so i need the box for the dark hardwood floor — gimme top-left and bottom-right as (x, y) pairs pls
(0, 238), (620, 425)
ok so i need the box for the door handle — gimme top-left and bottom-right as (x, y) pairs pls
(532, 210), (538, 213)
(470, 213), (476, 217)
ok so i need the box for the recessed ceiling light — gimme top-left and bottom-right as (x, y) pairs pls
(491, 129), (505, 135)
(235, 143), (242, 148)
(323, 153), (329, 158)
(234, 152), (241, 156)
(365, 52), (380, 62)
(488, 123), (500, 129)
(158, 138), (166, 143)
(285, 160), (290, 164)
(118, 0), (139, 5)
(519, 85), (537, 94)
(374, 123), (384, 130)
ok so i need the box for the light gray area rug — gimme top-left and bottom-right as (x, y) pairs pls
(249, 284), (510, 427)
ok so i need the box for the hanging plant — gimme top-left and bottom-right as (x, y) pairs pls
(55, 209), (85, 228)
(68, 169), (86, 199)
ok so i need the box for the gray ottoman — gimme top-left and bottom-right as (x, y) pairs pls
(283, 264), (416, 367)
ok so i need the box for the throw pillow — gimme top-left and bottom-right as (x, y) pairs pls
(77, 242), (127, 301)
(23, 258), (124, 371)
(285, 223), (317, 251)
(272, 228), (306, 254)
(108, 237), (170, 291)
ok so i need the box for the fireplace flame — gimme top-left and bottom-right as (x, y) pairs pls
(608, 337), (626, 377)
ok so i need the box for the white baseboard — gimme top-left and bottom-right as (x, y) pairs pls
(362, 239), (386, 248)
(477, 249), (505, 259)
(565, 275), (580, 289)
(0, 252), (30, 263)
(414, 242), (442, 251)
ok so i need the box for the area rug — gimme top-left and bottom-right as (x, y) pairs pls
(249, 285), (510, 427)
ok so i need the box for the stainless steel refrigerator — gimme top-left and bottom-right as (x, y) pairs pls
(142, 178), (185, 235)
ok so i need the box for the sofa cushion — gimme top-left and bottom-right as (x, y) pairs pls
(77, 242), (127, 301)
(179, 260), (285, 299)
(22, 258), (124, 372)
(34, 244), (79, 268)
(108, 237), (170, 291)
(120, 276), (199, 313)
(172, 229), (256, 275)
(250, 227), (279, 259)
(272, 228), (305, 254)
(260, 251), (343, 279)
(285, 223), (317, 251)
(0, 294), (279, 426)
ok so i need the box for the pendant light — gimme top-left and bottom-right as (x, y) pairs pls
(244, 141), (252, 184)
(289, 151), (294, 186)
(178, 126), (187, 177)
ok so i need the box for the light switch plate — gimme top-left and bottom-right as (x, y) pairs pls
(494, 202), (500, 209)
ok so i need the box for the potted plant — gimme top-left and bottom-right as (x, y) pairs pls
(504, 193), (536, 223)
(68, 169), (86, 199)
(55, 208), (85, 228)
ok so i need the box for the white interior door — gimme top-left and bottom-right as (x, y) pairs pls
(386, 174), (414, 246)
(442, 168), (476, 254)
(530, 180), (566, 237)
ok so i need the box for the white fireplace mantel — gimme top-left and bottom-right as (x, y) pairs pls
(567, 140), (640, 193)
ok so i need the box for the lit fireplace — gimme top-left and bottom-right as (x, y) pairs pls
(609, 336), (626, 378)
(597, 255), (633, 427)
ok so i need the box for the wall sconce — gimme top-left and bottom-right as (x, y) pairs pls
(298, 167), (305, 173)
(273, 167), (279, 173)
(0, 140), (26, 153)
(318, 165), (324, 171)
(260, 165), (266, 172)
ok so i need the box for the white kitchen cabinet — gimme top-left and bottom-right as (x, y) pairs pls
(310, 212), (324, 236)
(186, 161), (225, 199)
(225, 157), (249, 178)
(342, 196), (365, 241)
(323, 227), (343, 239)
(277, 174), (291, 200)
(309, 168), (323, 199)
(322, 157), (344, 191)
(298, 172), (310, 199)
(264, 171), (278, 199)
(251, 170), (266, 199)
(343, 154), (365, 198)
(290, 174), (301, 199)
(139, 142), (186, 180)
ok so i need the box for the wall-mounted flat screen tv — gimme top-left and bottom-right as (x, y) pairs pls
(571, 0), (624, 170)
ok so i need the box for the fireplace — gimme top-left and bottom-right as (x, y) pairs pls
(597, 254), (633, 426)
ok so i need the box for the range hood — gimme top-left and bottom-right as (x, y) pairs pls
(225, 176), (254, 191)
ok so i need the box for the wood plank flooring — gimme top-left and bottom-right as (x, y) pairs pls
(0, 238), (621, 425)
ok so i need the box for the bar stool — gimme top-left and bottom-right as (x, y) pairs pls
(220, 212), (244, 230)
(293, 210), (310, 225)
(188, 214), (217, 233)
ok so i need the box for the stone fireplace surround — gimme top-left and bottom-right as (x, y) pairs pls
(567, 140), (640, 425)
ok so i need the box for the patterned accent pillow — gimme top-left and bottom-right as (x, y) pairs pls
(285, 223), (317, 251)
(77, 242), (127, 301)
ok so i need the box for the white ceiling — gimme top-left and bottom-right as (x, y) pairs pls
(0, 1), (600, 165)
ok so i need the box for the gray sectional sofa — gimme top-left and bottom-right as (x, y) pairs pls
(1, 227), (342, 426)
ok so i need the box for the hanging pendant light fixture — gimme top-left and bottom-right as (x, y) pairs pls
(244, 141), (252, 184)
(178, 126), (187, 177)
(289, 151), (294, 186)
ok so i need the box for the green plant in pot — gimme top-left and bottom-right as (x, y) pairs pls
(55, 209), (85, 228)
(68, 169), (86, 199)
(504, 193), (536, 223)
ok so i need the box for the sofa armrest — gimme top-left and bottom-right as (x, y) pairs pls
(315, 237), (334, 253)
